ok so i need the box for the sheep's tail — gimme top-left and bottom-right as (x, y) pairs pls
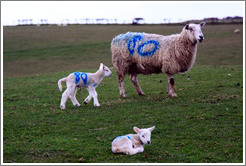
(58, 77), (67, 91)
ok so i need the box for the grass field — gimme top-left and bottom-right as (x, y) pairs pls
(3, 24), (244, 163)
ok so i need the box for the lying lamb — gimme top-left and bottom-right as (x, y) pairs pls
(111, 22), (205, 98)
(111, 126), (155, 155)
(58, 63), (112, 109)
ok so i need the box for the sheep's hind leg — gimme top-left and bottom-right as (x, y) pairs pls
(130, 74), (145, 96)
(166, 74), (177, 97)
(118, 74), (127, 98)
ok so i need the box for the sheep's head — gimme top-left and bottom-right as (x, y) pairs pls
(100, 63), (112, 77)
(134, 126), (155, 145)
(183, 22), (206, 44)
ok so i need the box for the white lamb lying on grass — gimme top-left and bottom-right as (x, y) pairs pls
(58, 63), (112, 110)
(112, 126), (155, 155)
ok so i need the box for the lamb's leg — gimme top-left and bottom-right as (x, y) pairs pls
(84, 89), (92, 105)
(126, 146), (144, 155)
(69, 88), (81, 107)
(130, 74), (145, 96)
(118, 74), (127, 98)
(166, 74), (177, 97)
(89, 87), (100, 107)
(60, 84), (75, 109)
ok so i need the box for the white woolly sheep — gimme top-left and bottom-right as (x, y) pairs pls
(58, 63), (112, 109)
(111, 22), (205, 98)
(111, 126), (155, 155)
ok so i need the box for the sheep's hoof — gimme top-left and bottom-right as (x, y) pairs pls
(84, 101), (88, 105)
(138, 92), (145, 96)
(120, 94), (127, 98)
(170, 93), (177, 98)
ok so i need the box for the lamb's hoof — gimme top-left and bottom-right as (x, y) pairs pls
(60, 105), (65, 110)
(74, 104), (81, 107)
(94, 103), (100, 107)
(84, 101), (88, 105)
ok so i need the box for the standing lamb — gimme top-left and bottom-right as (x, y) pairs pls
(111, 22), (205, 98)
(58, 63), (112, 109)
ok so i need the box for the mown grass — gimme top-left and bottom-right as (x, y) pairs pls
(3, 24), (243, 163)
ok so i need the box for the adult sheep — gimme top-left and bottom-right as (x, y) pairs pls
(111, 22), (205, 98)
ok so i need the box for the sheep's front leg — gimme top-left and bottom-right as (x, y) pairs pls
(166, 74), (177, 97)
(130, 74), (145, 96)
(118, 74), (127, 98)
(88, 87), (100, 107)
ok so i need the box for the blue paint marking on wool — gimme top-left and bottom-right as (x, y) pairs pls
(80, 73), (88, 85)
(127, 35), (142, 55)
(114, 135), (131, 141)
(74, 72), (88, 85)
(137, 40), (159, 56)
(74, 72), (81, 84)
(126, 33), (159, 57)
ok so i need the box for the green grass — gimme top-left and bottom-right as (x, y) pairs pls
(3, 24), (243, 77)
(3, 66), (243, 163)
(3, 24), (243, 163)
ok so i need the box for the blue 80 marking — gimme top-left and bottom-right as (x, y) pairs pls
(127, 35), (159, 57)
(128, 35), (142, 55)
(137, 40), (159, 57)
(74, 72), (88, 85)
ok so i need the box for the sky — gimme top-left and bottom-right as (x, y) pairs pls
(1, 1), (245, 25)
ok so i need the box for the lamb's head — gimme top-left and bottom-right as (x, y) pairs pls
(100, 63), (112, 77)
(182, 22), (206, 44)
(134, 126), (155, 145)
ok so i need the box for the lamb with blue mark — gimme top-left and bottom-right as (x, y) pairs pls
(112, 126), (155, 155)
(58, 63), (112, 110)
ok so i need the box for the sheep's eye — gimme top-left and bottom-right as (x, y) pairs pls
(142, 135), (145, 138)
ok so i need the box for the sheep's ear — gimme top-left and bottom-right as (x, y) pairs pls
(200, 22), (206, 28)
(185, 24), (189, 30)
(148, 126), (155, 132)
(133, 127), (140, 134)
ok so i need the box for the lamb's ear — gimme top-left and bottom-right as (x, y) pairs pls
(100, 63), (104, 70)
(200, 22), (206, 28)
(133, 127), (140, 134)
(148, 126), (155, 132)
(185, 24), (189, 30)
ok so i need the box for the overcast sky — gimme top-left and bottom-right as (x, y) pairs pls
(1, 1), (245, 25)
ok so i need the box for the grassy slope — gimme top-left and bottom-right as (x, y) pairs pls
(3, 24), (243, 77)
(3, 24), (243, 163)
